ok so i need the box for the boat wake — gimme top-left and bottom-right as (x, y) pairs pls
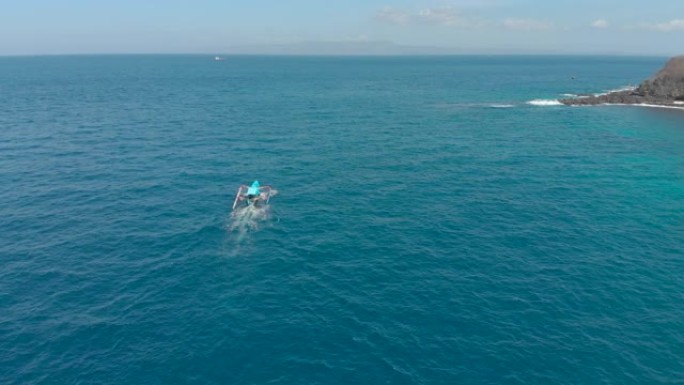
(227, 189), (278, 242)
(227, 204), (271, 243)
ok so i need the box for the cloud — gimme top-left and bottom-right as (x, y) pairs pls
(642, 19), (684, 31)
(374, 6), (480, 28)
(417, 8), (466, 27)
(592, 19), (609, 29)
(502, 18), (552, 31)
(374, 7), (410, 25)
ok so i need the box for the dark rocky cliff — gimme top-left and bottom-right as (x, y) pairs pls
(561, 56), (684, 106)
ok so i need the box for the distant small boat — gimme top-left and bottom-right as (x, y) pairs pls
(214, 56), (225, 61)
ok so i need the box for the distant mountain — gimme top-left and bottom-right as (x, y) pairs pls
(224, 41), (460, 55)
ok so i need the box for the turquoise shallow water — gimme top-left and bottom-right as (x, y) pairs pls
(1, 55), (683, 384)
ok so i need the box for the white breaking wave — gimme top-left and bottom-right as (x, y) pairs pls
(604, 103), (684, 111)
(560, 86), (636, 100)
(527, 99), (562, 106)
(596, 85), (636, 96)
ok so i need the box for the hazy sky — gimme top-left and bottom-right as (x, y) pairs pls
(1, 0), (683, 55)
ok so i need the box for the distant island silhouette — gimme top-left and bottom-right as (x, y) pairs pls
(561, 56), (684, 108)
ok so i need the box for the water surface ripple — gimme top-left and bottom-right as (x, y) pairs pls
(1, 56), (682, 384)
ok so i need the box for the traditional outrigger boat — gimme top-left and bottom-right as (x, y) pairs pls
(232, 180), (274, 209)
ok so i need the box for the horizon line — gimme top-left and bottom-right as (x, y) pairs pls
(0, 52), (672, 58)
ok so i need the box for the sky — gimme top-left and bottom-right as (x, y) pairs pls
(1, 0), (683, 55)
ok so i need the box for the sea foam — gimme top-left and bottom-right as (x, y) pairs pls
(228, 189), (278, 241)
(527, 99), (562, 106)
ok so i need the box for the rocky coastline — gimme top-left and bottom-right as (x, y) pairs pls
(560, 56), (684, 107)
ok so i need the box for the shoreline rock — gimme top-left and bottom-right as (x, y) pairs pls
(560, 56), (684, 107)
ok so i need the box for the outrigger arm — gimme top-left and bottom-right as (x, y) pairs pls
(232, 185), (248, 210)
(232, 184), (274, 210)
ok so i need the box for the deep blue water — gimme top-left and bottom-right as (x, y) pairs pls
(1, 55), (683, 384)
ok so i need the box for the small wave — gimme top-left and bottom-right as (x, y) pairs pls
(527, 99), (562, 106)
(435, 102), (516, 109)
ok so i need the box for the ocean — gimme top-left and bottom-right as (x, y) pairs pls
(1, 55), (682, 384)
